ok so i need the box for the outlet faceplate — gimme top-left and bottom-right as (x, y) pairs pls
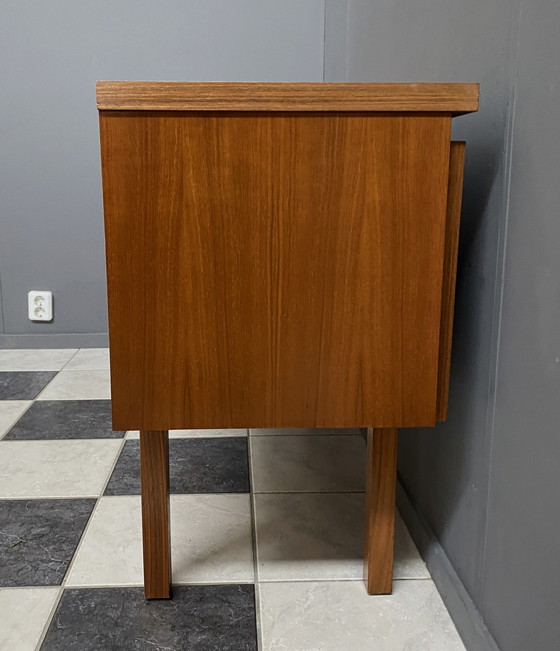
(28, 291), (53, 321)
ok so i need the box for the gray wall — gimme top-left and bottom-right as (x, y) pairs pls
(0, 0), (324, 346)
(482, 1), (560, 648)
(325, 1), (560, 650)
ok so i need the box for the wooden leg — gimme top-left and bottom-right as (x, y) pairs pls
(140, 430), (171, 599)
(364, 427), (398, 594)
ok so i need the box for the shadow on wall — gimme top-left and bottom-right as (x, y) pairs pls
(397, 102), (509, 594)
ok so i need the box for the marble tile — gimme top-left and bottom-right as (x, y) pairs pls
(0, 440), (122, 498)
(259, 580), (465, 651)
(105, 438), (249, 495)
(255, 493), (363, 581)
(250, 427), (360, 436)
(255, 493), (428, 581)
(393, 511), (431, 580)
(250, 434), (365, 493)
(0, 587), (60, 650)
(0, 348), (77, 371)
(67, 495), (254, 587)
(0, 499), (95, 586)
(38, 370), (111, 400)
(0, 401), (31, 438)
(4, 400), (124, 440)
(127, 428), (248, 439)
(42, 585), (257, 651)
(0, 371), (57, 400)
(64, 348), (110, 370)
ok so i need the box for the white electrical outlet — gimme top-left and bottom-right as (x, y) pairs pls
(28, 291), (53, 322)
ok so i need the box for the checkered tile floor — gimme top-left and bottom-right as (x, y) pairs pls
(0, 349), (464, 650)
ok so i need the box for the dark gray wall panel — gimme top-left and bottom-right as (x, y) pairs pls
(481, 2), (560, 649)
(0, 0), (324, 335)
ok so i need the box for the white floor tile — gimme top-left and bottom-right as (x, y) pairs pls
(67, 494), (254, 587)
(171, 494), (254, 584)
(255, 493), (428, 581)
(0, 349), (77, 371)
(250, 427), (361, 436)
(0, 587), (60, 651)
(126, 428), (248, 439)
(250, 435), (365, 492)
(0, 440), (121, 498)
(0, 401), (31, 438)
(63, 348), (110, 371)
(394, 512), (431, 579)
(259, 580), (465, 651)
(38, 370), (111, 400)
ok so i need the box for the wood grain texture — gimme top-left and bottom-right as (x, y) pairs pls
(96, 82), (479, 115)
(436, 142), (466, 421)
(101, 112), (452, 430)
(364, 427), (398, 594)
(139, 430), (171, 599)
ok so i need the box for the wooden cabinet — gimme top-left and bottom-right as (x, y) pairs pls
(97, 81), (478, 599)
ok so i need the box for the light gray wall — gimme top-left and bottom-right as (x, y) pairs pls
(0, 0), (324, 346)
(325, 1), (560, 650)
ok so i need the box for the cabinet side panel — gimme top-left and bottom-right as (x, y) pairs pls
(100, 111), (451, 429)
(437, 141), (466, 421)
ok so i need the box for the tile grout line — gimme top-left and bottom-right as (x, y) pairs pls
(251, 489), (365, 495)
(0, 486), (367, 500)
(247, 426), (369, 645)
(0, 349), (79, 372)
(0, 494), (115, 501)
(0, 585), (64, 591)
(34, 348), (111, 401)
(249, 432), (362, 438)
(33, 370), (62, 402)
(33, 587), (65, 651)
(21, 347), (81, 403)
(0, 401), (35, 441)
(59, 348), (82, 371)
(0, 490), (254, 500)
(247, 430), (264, 651)
(253, 577), (433, 585)
(33, 432), (128, 650)
(62, 433), (129, 578)
(63, 579), (257, 590)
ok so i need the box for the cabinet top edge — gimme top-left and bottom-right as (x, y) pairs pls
(96, 82), (479, 115)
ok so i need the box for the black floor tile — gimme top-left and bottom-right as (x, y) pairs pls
(41, 585), (257, 651)
(5, 400), (124, 440)
(0, 371), (57, 400)
(104, 438), (250, 495)
(0, 499), (95, 586)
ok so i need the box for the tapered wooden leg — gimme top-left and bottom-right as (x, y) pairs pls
(140, 430), (171, 599)
(364, 427), (398, 594)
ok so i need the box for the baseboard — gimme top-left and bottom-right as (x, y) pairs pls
(0, 333), (109, 349)
(397, 479), (500, 651)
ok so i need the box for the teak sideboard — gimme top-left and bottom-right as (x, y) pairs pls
(96, 81), (479, 599)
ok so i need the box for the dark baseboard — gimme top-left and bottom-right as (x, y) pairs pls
(0, 333), (109, 349)
(397, 479), (500, 651)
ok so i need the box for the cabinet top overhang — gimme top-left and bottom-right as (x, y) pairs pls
(96, 82), (478, 116)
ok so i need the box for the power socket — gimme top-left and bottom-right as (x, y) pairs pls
(28, 291), (53, 322)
